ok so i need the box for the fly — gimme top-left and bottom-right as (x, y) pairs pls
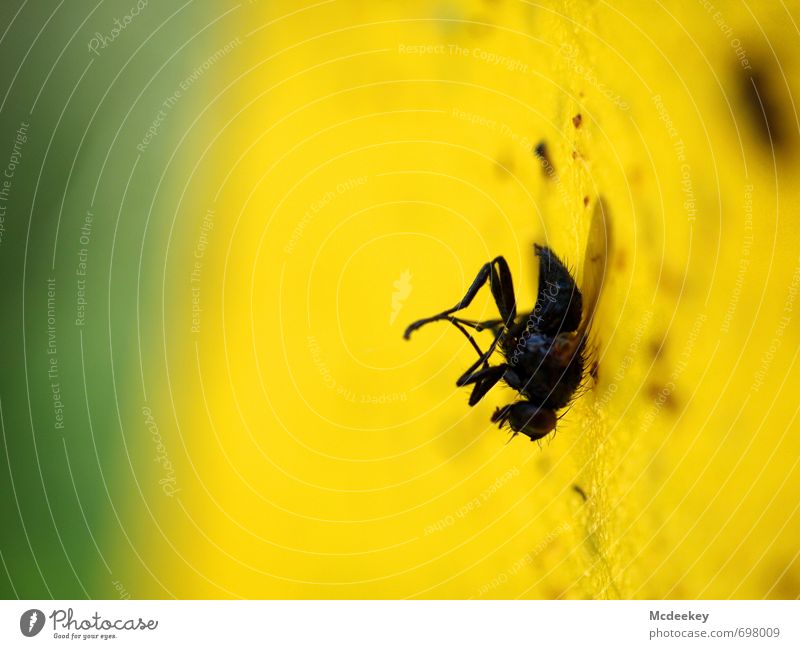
(405, 199), (610, 442)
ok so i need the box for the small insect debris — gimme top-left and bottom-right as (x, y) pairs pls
(533, 141), (556, 178)
(572, 484), (588, 501)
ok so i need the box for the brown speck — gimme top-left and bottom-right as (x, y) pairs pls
(494, 152), (515, 178)
(769, 559), (800, 598)
(649, 336), (667, 359)
(657, 268), (685, 295)
(646, 383), (678, 411)
(628, 167), (644, 185)
(572, 113), (582, 128)
(583, 196), (590, 207)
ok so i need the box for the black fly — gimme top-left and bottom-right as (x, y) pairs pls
(404, 199), (610, 443)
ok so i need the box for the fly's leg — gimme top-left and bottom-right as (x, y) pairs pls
(404, 257), (517, 340)
(456, 364), (507, 407)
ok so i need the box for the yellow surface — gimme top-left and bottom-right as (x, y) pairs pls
(136, 1), (800, 598)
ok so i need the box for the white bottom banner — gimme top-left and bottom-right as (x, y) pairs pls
(1, 600), (797, 648)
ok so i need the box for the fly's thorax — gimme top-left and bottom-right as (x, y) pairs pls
(502, 331), (585, 410)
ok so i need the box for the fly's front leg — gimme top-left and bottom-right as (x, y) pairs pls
(456, 364), (507, 407)
(404, 257), (517, 339)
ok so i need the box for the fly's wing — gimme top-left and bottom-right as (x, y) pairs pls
(575, 197), (611, 340)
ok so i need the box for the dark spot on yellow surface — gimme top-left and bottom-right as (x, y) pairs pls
(768, 558), (800, 598)
(656, 268), (685, 296)
(583, 196), (590, 207)
(494, 151), (515, 178)
(572, 113), (582, 128)
(614, 248), (626, 270)
(628, 166), (644, 186)
(573, 484), (588, 501)
(646, 382), (678, 411)
(547, 587), (569, 599)
(536, 454), (553, 474)
(739, 59), (788, 151)
(533, 140), (556, 178)
(649, 337), (666, 359)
